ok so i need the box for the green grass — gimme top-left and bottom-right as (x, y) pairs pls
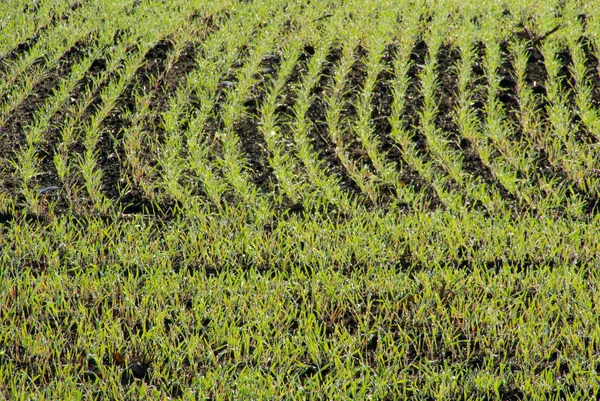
(2, 0), (600, 399)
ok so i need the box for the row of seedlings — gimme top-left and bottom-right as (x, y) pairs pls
(478, 24), (578, 216)
(324, 29), (381, 206)
(256, 0), (357, 210)
(452, 21), (510, 214)
(475, 31), (540, 212)
(538, 37), (589, 217)
(52, 23), (149, 214)
(349, 17), (418, 209)
(8, 4), (116, 214)
(80, 4), (196, 214)
(323, 5), (417, 210)
(0, 0), (79, 79)
(150, 0), (280, 212)
(564, 30), (600, 199)
(508, 36), (589, 216)
(388, 17), (440, 211)
(115, 5), (226, 210)
(256, 34), (305, 206)
(415, 12), (516, 215)
(14, 32), (107, 215)
(209, 0), (310, 224)
(0, 0), (87, 127)
(416, 13), (476, 214)
(0, 0), (72, 61)
(511, 39), (563, 212)
(286, 22), (356, 214)
(54, 3), (193, 214)
(573, 15), (600, 148)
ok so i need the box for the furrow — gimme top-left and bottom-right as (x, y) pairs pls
(166, 5), (266, 212)
(0, 30), (96, 212)
(387, 29), (442, 211)
(452, 30), (518, 214)
(305, 45), (366, 203)
(0, 0), (82, 68)
(286, 40), (356, 214)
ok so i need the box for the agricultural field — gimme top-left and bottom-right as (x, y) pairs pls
(2, 0), (600, 398)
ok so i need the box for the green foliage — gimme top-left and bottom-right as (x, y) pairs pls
(1, 0), (600, 399)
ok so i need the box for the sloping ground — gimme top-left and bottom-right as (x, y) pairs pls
(1, 0), (600, 399)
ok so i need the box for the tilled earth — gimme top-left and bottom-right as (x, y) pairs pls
(1, 12), (600, 221)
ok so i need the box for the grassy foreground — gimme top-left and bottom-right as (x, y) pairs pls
(2, 0), (600, 399)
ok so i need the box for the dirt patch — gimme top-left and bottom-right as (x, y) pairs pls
(435, 45), (461, 141)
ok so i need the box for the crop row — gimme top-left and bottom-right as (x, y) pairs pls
(1, 1), (599, 222)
